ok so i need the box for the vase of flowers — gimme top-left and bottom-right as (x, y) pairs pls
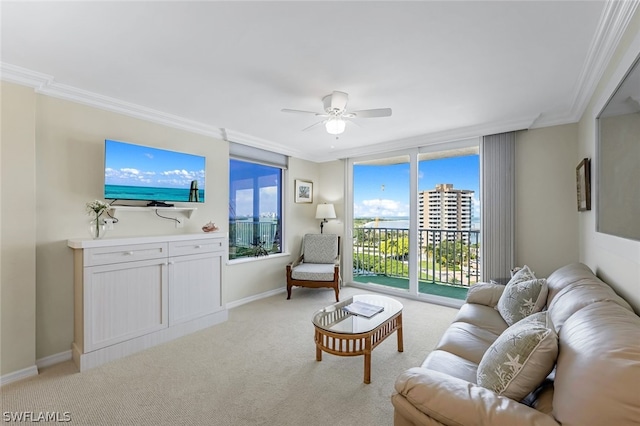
(86, 200), (110, 239)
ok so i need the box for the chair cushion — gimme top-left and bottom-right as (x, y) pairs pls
(291, 263), (335, 281)
(477, 311), (558, 401)
(303, 234), (338, 264)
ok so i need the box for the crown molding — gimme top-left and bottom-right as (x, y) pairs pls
(222, 129), (311, 161)
(2, 0), (636, 163)
(328, 114), (539, 161)
(533, 0), (640, 129)
(1, 62), (226, 141)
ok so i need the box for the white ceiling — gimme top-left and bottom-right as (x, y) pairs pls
(0, 1), (632, 162)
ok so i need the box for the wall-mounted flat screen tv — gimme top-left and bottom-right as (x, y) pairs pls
(104, 139), (205, 205)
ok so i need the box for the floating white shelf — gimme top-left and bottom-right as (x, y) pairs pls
(108, 205), (197, 219)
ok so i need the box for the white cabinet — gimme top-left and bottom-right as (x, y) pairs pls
(168, 239), (224, 325)
(68, 233), (227, 371)
(84, 257), (168, 352)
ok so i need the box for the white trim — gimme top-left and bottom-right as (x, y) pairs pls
(533, 0), (640, 129)
(0, 63), (226, 141)
(36, 350), (72, 369)
(1, 3), (635, 164)
(594, 20), (640, 120)
(329, 115), (537, 162)
(0, 365), (38, 387)
(226, 287), (286, 310)
(73, 310), (227, 371)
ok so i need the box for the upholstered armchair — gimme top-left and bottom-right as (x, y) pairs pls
(286, 234), (341, 302)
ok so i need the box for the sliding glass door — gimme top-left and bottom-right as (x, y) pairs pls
(345, 140), (479, 304)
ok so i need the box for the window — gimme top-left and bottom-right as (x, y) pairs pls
(228, 143), (286, 260)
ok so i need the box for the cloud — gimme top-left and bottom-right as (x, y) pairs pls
(354, 198), (409, 218)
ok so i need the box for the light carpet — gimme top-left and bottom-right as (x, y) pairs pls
(1, 287), (458, 425)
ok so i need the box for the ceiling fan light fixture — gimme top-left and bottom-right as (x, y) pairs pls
(325, 117), (346, 135)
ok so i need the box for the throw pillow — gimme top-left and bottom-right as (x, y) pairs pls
(509, 265), (536, 284)
(497, 277), (548, 326)
(477, 312), (558, 401)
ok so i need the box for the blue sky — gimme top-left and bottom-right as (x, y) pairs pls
(354, 155), (480, 219)
(105, 140), (205, 188)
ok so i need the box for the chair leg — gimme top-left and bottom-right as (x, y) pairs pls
(333, 285), (339, 302)
(287, 284), (292, 300)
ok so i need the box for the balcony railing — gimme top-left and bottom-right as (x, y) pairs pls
(353, 227), (480, 288)
(229, 221), (480, 288)
(229, 219), (281, 258)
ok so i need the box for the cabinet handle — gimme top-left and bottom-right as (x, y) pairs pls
(195, 245), (202, 249)
(168, 261), (174, 265)
(125, 251), (134, 255)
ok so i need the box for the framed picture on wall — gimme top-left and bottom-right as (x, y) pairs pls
(295, 180), (313, 203)
(576, 158), (591, 211)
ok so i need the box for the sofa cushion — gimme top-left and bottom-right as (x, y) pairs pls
(552, 301), (640, 426)
(477, 311), (558, 401)
(453, 303), (509, 336)
(421, 350), (478, 384)
(465, 282), (505, 307)
(546, 266), (633, 333)
(433, 322), (501, 365)
(497, 277), (548, 326)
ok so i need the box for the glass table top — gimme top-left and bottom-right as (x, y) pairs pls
(312, 294), (403, 334)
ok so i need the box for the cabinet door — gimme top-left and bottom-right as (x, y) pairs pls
(168, 252), (222, 326)
(84, 258), (168, 352)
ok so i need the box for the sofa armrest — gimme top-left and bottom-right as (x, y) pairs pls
(465, 282), (505, 307)
(393, 368), (560, 426)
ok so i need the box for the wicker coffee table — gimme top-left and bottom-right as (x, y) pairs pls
(312, 294), (403, 384)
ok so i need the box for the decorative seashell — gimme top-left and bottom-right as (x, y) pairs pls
(202, 221), (218, 233)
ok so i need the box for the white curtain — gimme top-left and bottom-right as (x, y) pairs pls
(480, 132), (515, 281)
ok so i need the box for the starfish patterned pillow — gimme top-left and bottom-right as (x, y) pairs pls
(477, 311), (558, 401)
(497, 273), (548, 326)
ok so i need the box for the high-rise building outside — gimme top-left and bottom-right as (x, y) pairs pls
(419, 184), (474, 244)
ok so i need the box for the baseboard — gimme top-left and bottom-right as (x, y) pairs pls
(74, 309), (228, 371)
(36, 350), (72, 369)
(0, 365), (38, 387)
(226, 287), (286, 310)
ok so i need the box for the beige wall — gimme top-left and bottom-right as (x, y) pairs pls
(0, 84), (340, 373)
(2, 7), (639, 378)
(515, 124), (580, 277)
(577, 8), (640, 313)
(224, 158), (344, 304)
(32, 93), (228, 360)
(1, 82), (37, 375)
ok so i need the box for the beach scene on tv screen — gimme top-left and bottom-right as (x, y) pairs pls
(104, 140), (205, 202)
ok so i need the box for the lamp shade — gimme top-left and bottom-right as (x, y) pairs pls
(315, 203), (336, 219)
(325, 117), (346, 135)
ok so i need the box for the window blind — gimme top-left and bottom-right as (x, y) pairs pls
(480, 132), (515, 281)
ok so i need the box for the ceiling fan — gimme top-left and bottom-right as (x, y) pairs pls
(282, 91), (392, 135)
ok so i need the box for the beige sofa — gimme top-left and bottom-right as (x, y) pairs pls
(392, 263), (640, 426)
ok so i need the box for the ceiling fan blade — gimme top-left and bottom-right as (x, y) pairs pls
(350, 108), (392, 118)
(281, 108), (326, 116)
(330, 91), (349, 111)
(301, 120), (326, 132)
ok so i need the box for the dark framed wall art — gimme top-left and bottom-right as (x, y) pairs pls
(576, 158), (591, 212)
